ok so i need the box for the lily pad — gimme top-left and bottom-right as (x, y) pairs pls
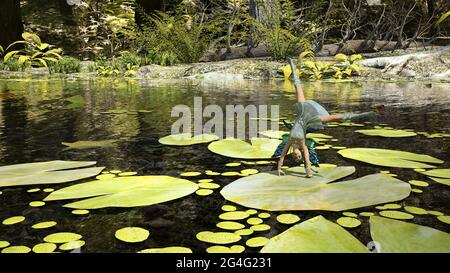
(206, 245), (245, 253)
(196, 231), (241, 244)
(376, 204), (402, 210)
(437, 216), (450, 224)
(261, 216), (368, 253)
(379, 210), (414, 220)
(44, 232), (82, 244)
(180, 172), (201, 177)
(250, 224), (271, 232)
(258, 130), (288, 139)
(32, 243), (57, 253)
(336, 217), (361, 228)
(246, 237), (269, 248)
(138, 247), (192, 253)
(0, 241), (10, 248)
(221, 172), (410, 211)
(208, 138), (283, 159)
(159, 133), (219, 146)
(196, 189), (213, 196)
(258, 213), (271, 219)
(72, 210), (90, 215)
(355, 129), (417, 138)
(62, 140), (118, 150)
(369, 216), (450, 252)
(408, 180), (429, 187)
(226, 162), (242, 167)
(235, 229), (254, 236)
(419, 169), (450, 179)
(338, 148), (443, 169)
(221, 205), (237, 212)
(216, 221), (246, 230)
(0, 161), (104, 187)
(1, 246), (31, 253)
(276, 214), (300, 224)
(2, 216), (25, 225)
(404, 206), (428, 215)
(115, 227), (149, 243)
(342, 212), (358, 218)
(29, 201), (45, 207)
(44, 176), (198, 209)
(247, 218), (263, 225)
(359, 212), (375, 217)
(198, 183), (220, 189)
(428, 177), (450, 186)
(219, 211), (250, 221)
(59, 240), (85, 251)
(32, 221), (57, 229)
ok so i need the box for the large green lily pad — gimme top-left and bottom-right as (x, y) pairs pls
(261, 216), (368, 253)
(355, 129), (417, 138)
(370, 216), (450, 252)
(419, 169), (450, 179)
(220, 170), (410, 211)
(208, 138), (283, 159)
(44, 176), (199, 209)
(62, 140), (118, 150)
(0, 161), (104, 188)
(428, 177), (450, 186)
(338, 148), (443, 169)
(159, 133), (219, 146)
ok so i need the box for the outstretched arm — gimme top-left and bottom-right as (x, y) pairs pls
(288, 58), (306, 103)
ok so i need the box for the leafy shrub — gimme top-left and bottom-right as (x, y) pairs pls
(0, 59), (30, 72)
(49, 56), (81, 74)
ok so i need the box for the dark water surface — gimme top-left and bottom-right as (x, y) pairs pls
(0, 77), (449, 253)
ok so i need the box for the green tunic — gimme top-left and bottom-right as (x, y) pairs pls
(290, 100), (327, 139)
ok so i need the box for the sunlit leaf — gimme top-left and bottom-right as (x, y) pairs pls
(115, 227), (149, 243)
(62, 140), (118, 150)
(208, 138), (283, 159)
(159, 133), (219, 146)
(355, 129), (417, 138)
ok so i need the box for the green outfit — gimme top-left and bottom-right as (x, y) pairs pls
(290, 100), (327, 140)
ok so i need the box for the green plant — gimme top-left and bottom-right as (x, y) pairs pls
(123, 63), (138, 77)
(49, 56), (81, 74)
(96, 65), (121, 77)
(0, 58), (30, 72)
(4, 32), (62, 68)
(334, 53), (364, 77)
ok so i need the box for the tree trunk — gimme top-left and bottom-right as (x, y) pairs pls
(0, 0), (23, 49)
(135, 0), (165, 28)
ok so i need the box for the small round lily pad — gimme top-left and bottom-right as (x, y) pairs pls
(246, 237), (269, 247)
(379, 210), (414, 220)
(59, 240), (85, 250)
(96, 174), (116, 180)
(408, 180), (429, 187)
(0, 241), (10, 248)
(110, 170), (122, 174)
(412, 189), (423, 193)
(32, 243), (57, 253)
(225, 163), (241, 167)
(241, 169), (259, 175)
(118, 172), (137, 176)
(404, 206), (428, 215)
(198, 183), (220, 189)
(342, 212), (358, 218)
(198, 179), (213, 183)
(44, 232), (83, 244)
(376, 204), (402, 210)
(216, 221), (245, 230)
(180, 172), (202, 177)
(115, 227), (149, 243)
(221, 172), (241, 176)
(2, 216), (25, 225)
(29, 201), (45, 207)
(72, 209), (90, 215)
(246, 209), (258, 215)
(43, 188), (54, 193)
(196, 189), (213, 196)
(1, 246), (31, 253)
(196, 231), (241, 244)
(250, 224), (271, 232)
(247, 218), (263, 225)
(234, 229), (254, 236)
(437, 216), (450, 224)
(276, 214), (300, 224)
(32, 221), (57, 229)
(258, 213), (271, 219)
(219, 211), (250, 221)
(427, 211), (444, 216)
(359, 212), (375, 217)
(27, 188), (40, 193)
(221, 205), (237, 212)
(336, 217), (361, 228)
(138, 247), (192, 253)
(206, 245), (245, 253)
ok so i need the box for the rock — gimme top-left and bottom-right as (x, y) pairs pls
(399, 69), (416, 78)
(25, 67), (50, 76)
(190, 72), (244, 82)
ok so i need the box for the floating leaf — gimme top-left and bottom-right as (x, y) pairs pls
(221, 171), (410, 211)
(412, 189), (423, 193)
(138, 247), (192, 253)
(59, 240), (85, 250)
(32, 243), (57, 253)
(355, 129), (417, 138)
(110, 170), (122, 174)
(0, 161), (104, 187)
(44, 176), (198, 209)
(428, 211), (444, 216)
(44, 232), (82, 244)
(235, 229), (254, 236)
(159, 133), (219, 146)
(32, 221), (57, 229)
(246, 237), (269, 248)
(338, 148), (442, 169)
(119, 172), (137, 177)
(250, 224), (271, 232)
(96, 174), (116, 180)
(216, 221), (245, 230)
(379, 210), (414, 220)
(261, 216), (368, 253)
(180, 172), (201, 177)
(29, 201), (45, 207)
(408, 180), (429, 187)
(419, 169), (450, 179)
(342, 212), (358, 218)
(62, 140), (118, 150)
(0, 241), (10, 248)
(359, 212), (375, 217)
(336, 217), (361, 228)
(437, 216), (450, 224)
(221, 171), (241, 176)
(247, 218), (263, 225)
(428, 177), (450, 186)
(206, 245), (245, 253)
(403, 206), (428, 215)
(376, 204), (402, 210)
(115, 227), (149, 243)
(196, 231), (241, 244)
(221, 205), (237, 211)
(27, 188), (40, 193)
(246, 209), (258, 215)
(258, 130), (288, 139)
(198, 183), (220, 189)
(219, 211), (250, 220)
(72, 210), (89, 215)
(258, 213), (270, 219)
(241, 169), (259, 175)
(369, 216), (450, 252)
(1, 246), (31, 253)
(208, 138), (283, 159)
(43, 188), (54, 193)
(226, 163), (242, 167)
(276, 214), (300, 224)
(196, 189), (213, 196)
(2, 216), (25, 225)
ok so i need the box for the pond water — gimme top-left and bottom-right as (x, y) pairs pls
(0, 77), (449, 253)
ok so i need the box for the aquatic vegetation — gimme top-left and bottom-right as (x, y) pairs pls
(198, 179), (213, 183)
(338, 148), (443, 169)
(437, 216), (450, 224)
(225, 162), (241, 167)
(159, 133), (219, 146)
(27, 188), (40, 193)
(369, 216), (450, 252)
(196, 231), (241, 244)
(2, 216), (25, 225)
(198, 183), (220, 189)
(261, 216), (368, 253)
(115, 227), (149, 243)
(1, 246), (31, 253)
(428, 177), (450, 186)
(44, 232), (82, 244)
(221, 167), (410, 211)
(43, 188), (54, 193)
(72, 210), (90, 215)
(408, 180), (429, 187)
(32, 243), (57, 253)
(246, 237), (270, 248)
(208, 138), (283, 159)
(206, 245), (245, 253)
(0, 161), (104, 187)
(258, 130), (288, 139)
(29, 201), (45, 207)
(336, 217), (361, 228)
(62, 140), (118, 150)
(247, 218), (263, 225)
(138, 247), (193, 253)
(355, 129), (417, 138)
(216, 221), (246, 230)
(45, 176), (199, 209)
(64, 95), (85, 110)
(196, 189), (213, 196)
(379, 210), (414, 220)
(0, 241), (10, 248)
(419, 169), (450, 178)
(32, 221), (57, 229)
(219, 211), (250, 221)
(96, 174), (116, 180)
(180, 172), (202, 177)
(59, 240), (85, 251)
(403, 206), (428, 215)
(342, 212), (358, 218)
(276, 214), (300, 225)
(235, 229), (254, 236)
(376, 204), (402, 210)
(359, 212), (375, 217)
(250, 224), (271, 232)
(221, 205), (237, 212)
(119, 172), (137, 177)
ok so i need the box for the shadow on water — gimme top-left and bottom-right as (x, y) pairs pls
(0, 77), (449, 252)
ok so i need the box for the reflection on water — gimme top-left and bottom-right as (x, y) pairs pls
(0, 77), (449, 252)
